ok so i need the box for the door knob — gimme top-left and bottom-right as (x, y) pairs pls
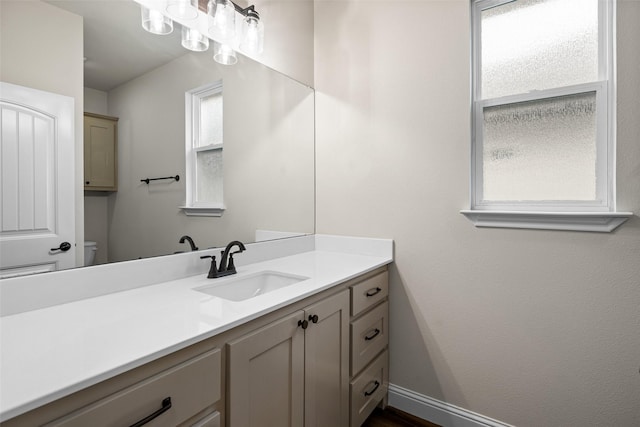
(51, 242), (72, 252)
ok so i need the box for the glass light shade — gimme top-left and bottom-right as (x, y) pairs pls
(141, 6), (173, 35)
(208, 0), (236, 42)
(166, 0), (199, 20)
(239, 12), (264, 54)
(182, 27), (209, 51)
(213, 41), (237, 65)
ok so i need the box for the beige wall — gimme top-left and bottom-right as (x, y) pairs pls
(106, 52), (314, 262)
(250, 0), (315, 86)
(84, 88), (108, 116)
(0, 0), (84, 267)
(314, 1), (640, 426)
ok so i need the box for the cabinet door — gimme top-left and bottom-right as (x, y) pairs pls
(227, 310), (305, 427)
(84, 114), (117, 190)
(304, 290), (350, 427)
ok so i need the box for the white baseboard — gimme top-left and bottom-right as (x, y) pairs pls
(388, 384), (513, 427)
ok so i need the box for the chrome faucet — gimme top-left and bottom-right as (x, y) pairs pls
(200, 240), (246, 279)
(179, 235), (198, 251)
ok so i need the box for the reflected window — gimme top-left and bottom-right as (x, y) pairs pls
(182, 81), (225, 216)
(470, 0), (614, 212)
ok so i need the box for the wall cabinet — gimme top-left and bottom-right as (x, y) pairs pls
(1, 268), (387, 427)
(84, 113), (118, 191)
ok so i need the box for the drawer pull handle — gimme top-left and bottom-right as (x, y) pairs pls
(364, 380), (380, 397)
(364, 328), (380, 341)
(365, 287), (382, 297)
(129, 397), (172, 427)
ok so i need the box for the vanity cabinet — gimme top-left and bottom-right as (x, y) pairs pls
(84, 113), (118, 191)
(349, 270), (389, 427)
(1, 267), (388, 427)
(227, 290), (350, 427)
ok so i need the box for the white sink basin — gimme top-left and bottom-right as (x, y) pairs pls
(194, 271), (309, 301)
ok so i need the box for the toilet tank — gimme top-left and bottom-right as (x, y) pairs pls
(84, 241), (97, 266)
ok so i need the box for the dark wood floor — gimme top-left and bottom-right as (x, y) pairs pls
(362, 407), (441, 427)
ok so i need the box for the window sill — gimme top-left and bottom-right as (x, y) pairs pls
(460, 210), (633, 233)
(180, 206), (225, 217)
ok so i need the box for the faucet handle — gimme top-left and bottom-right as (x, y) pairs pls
(227, 253), (237, 273)
(200, 255), (219, 278)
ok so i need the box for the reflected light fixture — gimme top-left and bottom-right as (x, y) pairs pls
(141, 5), (173, 35)
(166, 0), (199, 20)
(208, 0), (236, 43)
(239, 8), (264, 54)
(182, 27), (209, 51)
(213, 41), (238, 65)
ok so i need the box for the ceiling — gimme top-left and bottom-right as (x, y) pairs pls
(46, 0), (187, 91)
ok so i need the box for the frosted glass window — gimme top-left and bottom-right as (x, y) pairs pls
(184, 81), (225, 215)
(196, 148), (223, 204)
(482, 92), (597, 201)
(481, 0), (598, 99)
(199, 93), (223, 147)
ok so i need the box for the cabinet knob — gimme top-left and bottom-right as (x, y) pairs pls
(85, 181), (90, 185)
(308, 314), (319, 324)
(298, 319), (308, 330)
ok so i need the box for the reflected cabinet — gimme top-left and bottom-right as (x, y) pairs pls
(84, 113), (118, 191)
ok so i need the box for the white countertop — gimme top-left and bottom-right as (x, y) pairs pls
(0, 237), (392, 422)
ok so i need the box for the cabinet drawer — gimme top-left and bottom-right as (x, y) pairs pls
(350, 271), (388, 317)
(350, 350), (388, 427)
(350, 301), (388, 376)
(191, 411), (220, 427)
(46, 349), (221, 427)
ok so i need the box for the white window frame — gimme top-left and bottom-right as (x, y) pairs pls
(180, 81), (225, 217)
(461, 0), (631, 232)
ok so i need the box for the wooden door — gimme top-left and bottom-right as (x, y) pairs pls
(0, 82), (76, 277)
(304, 290), (350, 427)
(227, 310), (305, 427)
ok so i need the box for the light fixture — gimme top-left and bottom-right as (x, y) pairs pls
(182, 27), (209, 51)
(166, 0), (199, 20)
(141, 5), (173, 35)
(138, 0), (263, 66)
(207, 0), (236, 43)
(239, 8), (263, 54)
(213, 41), (237, 65)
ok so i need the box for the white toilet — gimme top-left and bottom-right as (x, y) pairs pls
(84, 241), (97, 266)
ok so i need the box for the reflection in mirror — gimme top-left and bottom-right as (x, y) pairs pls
(59, 0), (314, 266)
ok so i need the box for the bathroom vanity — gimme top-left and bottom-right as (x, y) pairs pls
(0, 235), (392, 427)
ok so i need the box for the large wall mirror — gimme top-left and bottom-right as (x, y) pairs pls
(53, 0), (315, 266)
